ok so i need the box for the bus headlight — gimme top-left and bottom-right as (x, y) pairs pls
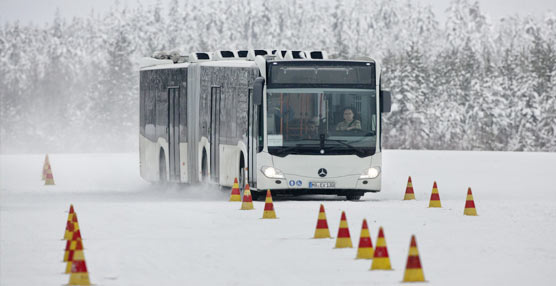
(360, 167), (380, 179)
(260, 166), (285, 179)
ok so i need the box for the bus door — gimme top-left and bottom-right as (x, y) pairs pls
(168, 87), (180, 181)
(210, 86), (221, 182)
(247, 88), (258, 187)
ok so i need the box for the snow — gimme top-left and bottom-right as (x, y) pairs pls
(1, 150), (556, 285)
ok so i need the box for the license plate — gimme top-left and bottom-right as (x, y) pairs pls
(310, 182), (335, 188)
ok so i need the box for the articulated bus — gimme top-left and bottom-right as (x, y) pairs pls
(139, 49), (391, 200)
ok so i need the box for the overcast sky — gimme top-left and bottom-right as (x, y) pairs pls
(1, 0), (555, 25)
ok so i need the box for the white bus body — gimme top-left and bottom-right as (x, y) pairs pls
(139, 50), (391, 200)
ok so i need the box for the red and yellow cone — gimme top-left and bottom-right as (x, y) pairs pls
(67, 252), (91, 285)
(240, 184), (254, 210)
(262, 190), (277, 219)
(44, 161), (55, 185)
(464, 187), (478, 216)
(63, 238), (80, 262)
(42, 154), (50, 180)
(428, 181), (441, 208)
(335, 211), (352, 248)
(71, 227), (82, 241)
(370, 227), (392, 270)
(356, 219), (374, 259)
(403, 235), (425, 282)
(313, 204), (331, 238)
(63, 205), (76, 240)
(71, 213), (82, 240)
(64, 213), (81, 241)
(229, 178), (241, 202)
(63, 220), (75, 242)
(404, 176), (416, 200)
(65, 240), (85, 273)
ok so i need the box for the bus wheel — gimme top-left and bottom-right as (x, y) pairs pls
(159, 149), (167, 183)
(251, 191), (262, 201)
(346, 194), (362, 201)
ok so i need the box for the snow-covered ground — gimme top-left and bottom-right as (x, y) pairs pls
(1, 150), (555, 285)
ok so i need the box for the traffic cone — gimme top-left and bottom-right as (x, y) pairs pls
(67, 252), (91, 285)
(63, 220), (75, 241)
(335, 211), (352, 248)
(404, 176), (416, 200)
(64, 213), (81, 241)
(63, 205), (76, 240)
(71, 214), (82, 241)
(370, 227), (392, 270)
(229, 178), (241, 202)
(464, 187), (478, 216)
(42, 154), (50, 180)
(403, 235), (425, 282)
(313, 204), (331, 238)
(356, 219), (374, 259)
(262, 190), (277, 219)
(71, 227), (83, 241)
(240, 184), (254, 210)
(64, 240), (85, 273)
(44, 160), (55, 185)
(428, 181), (441, 208)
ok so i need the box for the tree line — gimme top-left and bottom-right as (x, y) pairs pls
(0, 0), (555, 153)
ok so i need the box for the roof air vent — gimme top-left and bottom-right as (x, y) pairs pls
(305, 50), (329, 60)
(237, 50), (249, 58)
(188, 52), (213, 62)
(213, 50), (238, 61)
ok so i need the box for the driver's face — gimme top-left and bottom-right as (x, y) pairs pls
(343, 110), (354, 122)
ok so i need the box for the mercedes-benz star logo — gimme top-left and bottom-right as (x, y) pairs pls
(318, 168), (327, 177)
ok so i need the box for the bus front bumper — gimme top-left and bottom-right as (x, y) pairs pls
(255, 173), (381, 196)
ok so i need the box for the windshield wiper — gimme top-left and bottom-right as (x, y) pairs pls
(324, 138), (367, 156)
(271, 143), (318, 156)
(299, 137), (366, 156)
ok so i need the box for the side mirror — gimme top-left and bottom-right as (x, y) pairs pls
(253, 77), (265, 106)
(380, 90), (391, 113)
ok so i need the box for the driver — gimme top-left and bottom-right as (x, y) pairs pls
(335, 107), (361, 131)
(306, 116), (320, 139)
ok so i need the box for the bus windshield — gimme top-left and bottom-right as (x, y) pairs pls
(266, 88), (377, 157)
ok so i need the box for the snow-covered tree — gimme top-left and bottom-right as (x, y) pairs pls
(1, 0), (555, 152)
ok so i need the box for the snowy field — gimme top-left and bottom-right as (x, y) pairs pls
(1, 150), (556, 285)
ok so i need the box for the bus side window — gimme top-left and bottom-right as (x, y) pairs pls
(258, 103), (263, 152)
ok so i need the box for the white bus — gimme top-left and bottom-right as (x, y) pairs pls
(139, 50), (391, 200)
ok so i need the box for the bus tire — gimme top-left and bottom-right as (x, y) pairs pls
(159, 149), (167, 183)
(251, 190), (262, 201)
(346, 194), (362, 201)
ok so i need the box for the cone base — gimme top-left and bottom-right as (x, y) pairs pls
(428, 201), (441, 208)
(371, 257), (392, 270)
(45, 179), (55, 185)
(404, 193), (415, 200)
(334, 237), (353, 248)
(229, 195), (241, 202)
(68, 272), (91, 285)
(314, 229), (331, 238)
(464, 208), (478, 216)
(403, 268), (425, 282)
(240, 202), (254, 210)
(356, 247), (374, 259)
(262, 211), (277, 219)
